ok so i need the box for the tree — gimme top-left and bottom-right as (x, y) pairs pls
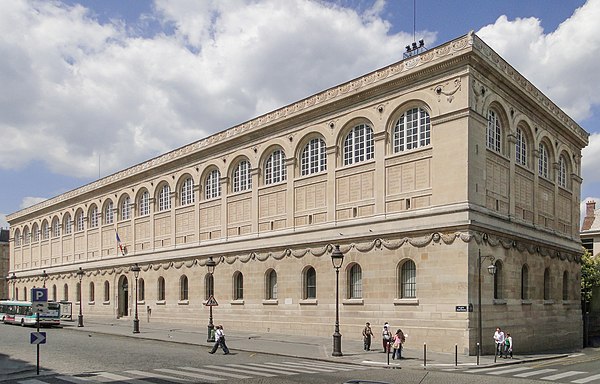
(581, 248), (600, 311)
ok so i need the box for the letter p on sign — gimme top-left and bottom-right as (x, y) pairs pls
(31, 288), (48, 302)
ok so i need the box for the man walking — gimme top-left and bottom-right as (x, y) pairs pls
(209, 325), (230, 355)
(362, 322), (374, 351)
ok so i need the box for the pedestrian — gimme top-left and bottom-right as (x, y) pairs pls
(504, 332), (513, 358)
(362, 322), (374, 351)
(493, 327), (505, 358)
(392, 329), (405, 359)
(209, 325), (230, 355)
(382, 322), (391, 353)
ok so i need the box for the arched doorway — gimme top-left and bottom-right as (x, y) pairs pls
(118, 275), (129, 318)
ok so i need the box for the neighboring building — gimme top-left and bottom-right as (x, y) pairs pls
(7, 32), (588, 354)
(581, 200), (600, 256)
(0, 229), (9, 299)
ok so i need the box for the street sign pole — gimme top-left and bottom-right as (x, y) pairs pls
(36, 312), (40, 375)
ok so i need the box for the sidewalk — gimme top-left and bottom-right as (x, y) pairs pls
(63, 316), (567, 368)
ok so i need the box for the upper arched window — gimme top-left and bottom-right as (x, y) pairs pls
(121, 196), (131, 220)
(76, 211), (85, 232)
(157, 277), (165, 301)
(344, 124), (374, 165)
(487, 109), (502, 153)
(14, 228), (21, 246)
(303, 266), (317, 299)
(158, 184), (171, 212)
(558, 155), (567, 188)
(32, 223), (39, 241)
(42, 221), (50, 240)
(348, 263), (362, 299)
(104, 281), (110, 302)
(139, 191), (150, 216)
(64, 283), (69, 301)
(63, 214), (72, 235)
(23, 227), (30, 244)
(138, 278), (145, 301)
(265, 149), (287, 185)
(515, 127), (528, 167)
(393, 107), (430, 153)
(205, 169), (221, 199)
(89, 205), (99, 228)
(233, 271), (243, 300)
(205, 274), (214, 300)
(180, 177), (195, 206)
(104, 201), (114, 225)
(89, 282), (95, 302)
(180, 275), (189, 301)
(52, 218), (60, 238)
(493, 260), (503, 300)
(399, 260), (416, 299)
(233, 160), (252, 192)
(266, 269), (277, 300)
(539, 143), (549, 179)
(301, 138), (327, 176)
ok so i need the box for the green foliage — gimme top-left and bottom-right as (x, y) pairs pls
(581, 248), (600, 305)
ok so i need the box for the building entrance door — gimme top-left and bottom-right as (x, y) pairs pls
(118, 275), (129, 317)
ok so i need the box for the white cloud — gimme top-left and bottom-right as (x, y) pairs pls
(0, 0), (432, 180)
(0, 214), (8, 229)
(582, 133), (600, 184)
(477, 0), (600, 122)
(20, 197), (48, 210)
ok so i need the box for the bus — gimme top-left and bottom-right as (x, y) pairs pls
(0, 300), (61, 327)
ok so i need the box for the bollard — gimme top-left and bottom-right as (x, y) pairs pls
(387, 341), (390, 365)
(476, 342), (480, 365)
(454, 344), (458, 366)
(494, 343), (498, 363)
(423, 343), (427, 368)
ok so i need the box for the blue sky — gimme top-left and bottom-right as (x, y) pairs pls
(2, 0), (599, 228)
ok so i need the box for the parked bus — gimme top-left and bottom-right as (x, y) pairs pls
(0, 300), (61, 327)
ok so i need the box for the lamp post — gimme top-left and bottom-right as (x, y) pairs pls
(477, 249), (496, 355)
(206, 256), (216, 342)
(42, 270), (48, 288)
(76, 267), (84, 327)
(131, 263), (141, 334)
(331, 245), (345, 357)
(10, 272), (16, 300)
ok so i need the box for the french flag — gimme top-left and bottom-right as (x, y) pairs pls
(116, 232), (125, 256)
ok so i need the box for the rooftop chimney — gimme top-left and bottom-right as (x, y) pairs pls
(582, 200), (596, 231)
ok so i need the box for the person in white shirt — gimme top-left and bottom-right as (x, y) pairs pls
(209, 325), (230, 355)
(493, 327), (505, 357)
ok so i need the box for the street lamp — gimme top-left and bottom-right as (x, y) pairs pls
(76, 267), (84, 327)
(206, 256), (216, 342)
(131, 263), (141, 334)
(42, 270), (48, 288)
(10, 272), (16, 300)
(477, 249), (496, 355)
(331, 245), (345, 357)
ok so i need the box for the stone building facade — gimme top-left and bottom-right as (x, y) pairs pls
(7, 32), (588, 354)
(0, 229), (9, 299)
(582, 200), (600, 257)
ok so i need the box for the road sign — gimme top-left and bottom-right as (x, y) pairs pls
(33, 302), (49, 314)
(205, 295), (218, 306)
(31, 288), (48, 302)
(30, 332), (47, 345)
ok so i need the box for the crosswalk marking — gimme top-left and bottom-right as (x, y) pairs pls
(486, 367), (533, 375)
(56, 376), (96, 383)
(156, 368), (226, 381)
(468, 366), (509, 373)
(18, 380), (48, 384)
(243, 362), (299, 375)
(178, 366), (252, 379)
(126, 370), (190, 382)
(261, 362), (330, 373)
(211, 364), (277, 377)
(514, 368), (558, 377)
(276, 361), (339, 372)
(540, 371), (587, 381)
(301, 361), (367, 371)
(93, 372), (153, 383)
(572, 373), (600, 383)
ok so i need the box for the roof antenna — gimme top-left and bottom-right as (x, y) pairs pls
(403, 0), (426, 59)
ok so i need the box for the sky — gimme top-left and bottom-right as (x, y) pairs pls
(1, 0), (600, 229)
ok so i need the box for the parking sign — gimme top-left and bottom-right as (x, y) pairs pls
(31, 288), (48, 302)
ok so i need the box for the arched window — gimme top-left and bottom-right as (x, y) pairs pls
(265, 149), (286, 185)
(14, 229), (21, 246)
(180, 177), (195, 206)
(486, 109), (501, 153)
(24, 287), (27, 301)
(89, 282), (95, 302)
(521, 265), (529, 300)
(399, 260), (416, 298)
(348, 264), (362, 299)
(90, 206), (99, 228)
(344, 124), (374, 165)
(16, 288), (19, 300)
(558, 155), (567, 188)
(23, 227), (30, 244)
(233, 160), (252, 192)
(158, 184), (171, 211)
(493, 261), (503, 300)
(121, 196), (131, 220)
(233, 272), (243, 300)
(32, 223), (40, 241)
(104, 281), (110, 302)
(105, 201), (114, 225)
(157, 277), (165, 301)
(76, 211), (85, 232)
(205, 274), (214, 300)
(515, 127), (528, 166)
(42, 221), (50, 239)
(138, 278), (145, 301)
(539, 143), (549, 179)
(76, 282), (81, 303)
(266, 269), (277, 300)
(562, 271), (568, 301)
(52, 285), (57, 301)
(393, 107), (430, 152)
(64, 214), (72, 235)
(180, 275), (189, 300)
(64, 283), (69, 301)
(304, 267), (317, 299)
(139, 191), (150, 216)
(205, 169), (221, 199)
(544, 268), (551, 300)
(301, 138), (327, 176)
(52, 218), (60, 238)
